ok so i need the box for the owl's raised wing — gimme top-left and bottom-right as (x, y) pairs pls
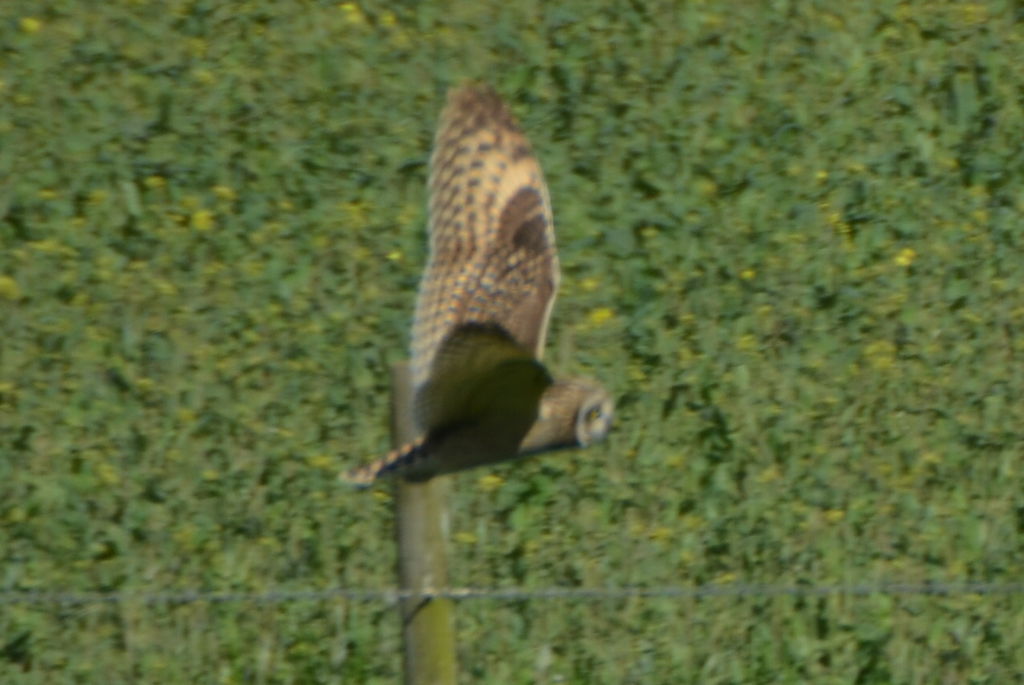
(409, 85), (559, 393)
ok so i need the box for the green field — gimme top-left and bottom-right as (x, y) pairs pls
(3, 1), (1024, 682)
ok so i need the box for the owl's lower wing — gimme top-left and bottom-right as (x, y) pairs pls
(339, 436), (431, 487)
(339, 324), (554, 485)
(414, 322), (551, 431)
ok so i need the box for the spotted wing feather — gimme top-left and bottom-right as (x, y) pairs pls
(340, 437), (431, 487)
(410, 86), (559, 398)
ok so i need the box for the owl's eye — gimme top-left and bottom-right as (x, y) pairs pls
(584, 405), (603, 424)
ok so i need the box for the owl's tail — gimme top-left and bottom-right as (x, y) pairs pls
(338, 437), (431, 488)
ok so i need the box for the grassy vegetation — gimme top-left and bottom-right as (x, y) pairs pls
(2, 0), (1023, 682)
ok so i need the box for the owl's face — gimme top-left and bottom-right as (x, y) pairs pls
(518, 377), (614, 453)
(574, 384), (615, 446)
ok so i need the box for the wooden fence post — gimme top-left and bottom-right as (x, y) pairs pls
(390, 362), (457, 685)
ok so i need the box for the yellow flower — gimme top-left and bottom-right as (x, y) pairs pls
(956, 3), (987, 24)
(390, 28), (412, 49)
(144, 175), (166, 189)
(212, 185), (236, 201)
(864, 340), (897, 370)
(587, 307), (614, 326)
(894, 247), (917, 267)
(680, 514), (705, 531)
(153, 279), (178, 296)
(173, 525), (196, 547)
(477, 474), (504, 492)
(695, 178), (718, 197)
(737, 334), (758, 352)
(0, 275), (21, 300)
(824, 509), (845, 523)
(639, 225), (659, 239)
(187, 38), (208, 58)
(341, 201), (369, 227)
(306, 454), (333, 470)
(192, 68), (215, 85)
(338, 2), (366, 25)
(755, 466), (781, 484)
(97, 462), (120, 486)
(191, 209), (215, 231)
(20, 17), (42, 34)
(739, 268), (756, 280)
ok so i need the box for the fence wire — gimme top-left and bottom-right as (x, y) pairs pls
(3, 582), (1023, 607)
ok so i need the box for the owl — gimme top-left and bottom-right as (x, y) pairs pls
(341, 85), (613, 486)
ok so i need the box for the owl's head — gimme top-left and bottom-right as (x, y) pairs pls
(519, 377), (614, 453)
(572, 380), (615, 446)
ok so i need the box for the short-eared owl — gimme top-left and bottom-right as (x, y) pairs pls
(341, 85), (613, 486)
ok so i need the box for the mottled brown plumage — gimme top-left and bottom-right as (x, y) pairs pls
(410, 86), (558, 392)
(341, 85), (612, 487)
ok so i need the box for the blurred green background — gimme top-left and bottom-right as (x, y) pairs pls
(2, 0), (1023, 682)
